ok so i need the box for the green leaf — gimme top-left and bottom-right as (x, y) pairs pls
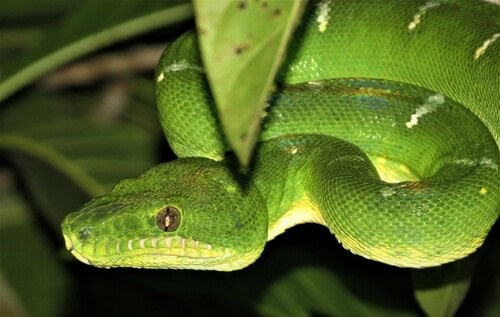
(0, 0), (193, 102)
(250, 230), (419, 316)
(0, 176), (73, 317)
(0, 270), (26, 317)
(458, 224), (500, 316)
(193, 0), (305, 165)
(258, 265), (417, 317)
(0, 92), (157, 229)
(412, 256), (477, 317)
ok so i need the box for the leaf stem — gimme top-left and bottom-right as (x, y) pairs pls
(0, 134), (105, 196)
(0, 3), (193, 103)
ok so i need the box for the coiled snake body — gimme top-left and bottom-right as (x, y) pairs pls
(62, 0), (499, 271)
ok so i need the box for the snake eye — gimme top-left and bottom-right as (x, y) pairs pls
(156, 206), (181, 232)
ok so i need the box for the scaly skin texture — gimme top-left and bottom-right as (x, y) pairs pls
(62, 0), (499, 271)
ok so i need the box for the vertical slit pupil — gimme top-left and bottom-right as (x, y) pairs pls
(156, 206), (180, 232)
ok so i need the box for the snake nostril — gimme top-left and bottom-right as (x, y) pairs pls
(79, 228), (92, 241)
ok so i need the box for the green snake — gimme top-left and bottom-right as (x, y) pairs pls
(62, 0), (499, 271)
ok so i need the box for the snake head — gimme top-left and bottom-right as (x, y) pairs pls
(61, 158), (268, 271)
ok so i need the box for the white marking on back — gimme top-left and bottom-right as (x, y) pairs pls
(316, 0), (332, 33)
(453, 158), (477, 166)
(307, 81), (322, 86)
(165, 59), (204, 73)
(408, 2), (440, 31)
(127, 239), (133, 251)
(480, 158), (498, 170)
(381, 187), (396, 197)
(156, 72), (164, 83)
(115, 242), (121, 254)
(453, 158), (498, 170)
(405, 94), (444, 128)
(474, 33), (500, 60)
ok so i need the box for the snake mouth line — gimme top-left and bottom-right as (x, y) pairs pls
(63, 233), (229, 267)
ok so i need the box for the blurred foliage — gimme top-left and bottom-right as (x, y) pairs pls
(0, 1), (498, 316)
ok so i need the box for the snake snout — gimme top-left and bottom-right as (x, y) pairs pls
(62, 229), (92, 265)
(62, 232), (74, 251)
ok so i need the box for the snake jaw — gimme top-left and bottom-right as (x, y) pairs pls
(63, 233), (90, 265)
(62, 226), (254, 270)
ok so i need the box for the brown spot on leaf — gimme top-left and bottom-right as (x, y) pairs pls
(261, 2), (268, 8)
(273, 8), (281, 17)
(234, 43), (250, 55)
(237, 1), (247, 9)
